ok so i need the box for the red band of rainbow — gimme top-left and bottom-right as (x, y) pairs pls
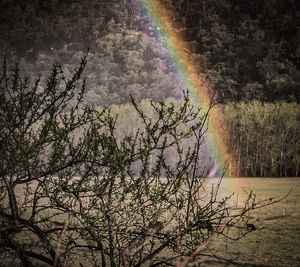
(136, 0), (237, 177)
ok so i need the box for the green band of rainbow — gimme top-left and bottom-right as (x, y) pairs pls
(137, 0), (237, 177)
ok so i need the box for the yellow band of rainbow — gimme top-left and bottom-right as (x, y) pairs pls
(137, 0), (237, 177)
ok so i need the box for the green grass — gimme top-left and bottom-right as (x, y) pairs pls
(2, 178), (300, 266)
(208, 178), (300, 267)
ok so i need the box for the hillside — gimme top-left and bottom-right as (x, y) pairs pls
(1, 0), (299, 105)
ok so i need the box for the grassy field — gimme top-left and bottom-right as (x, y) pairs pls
(2, 178), (300, 266)
(207, 177), (300, 267)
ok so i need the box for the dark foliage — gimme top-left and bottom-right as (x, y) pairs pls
(0, 0), (299, 104)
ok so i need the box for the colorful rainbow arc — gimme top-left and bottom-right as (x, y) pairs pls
(136, 0), (237, 177)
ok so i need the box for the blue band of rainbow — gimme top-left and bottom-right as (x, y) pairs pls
(135, 0), (236, 177)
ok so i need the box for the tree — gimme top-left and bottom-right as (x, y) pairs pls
(0, 55), (106, 266)
(0, 58), (287, 266)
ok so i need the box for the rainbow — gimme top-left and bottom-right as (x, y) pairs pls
(135, 0), (237, 177)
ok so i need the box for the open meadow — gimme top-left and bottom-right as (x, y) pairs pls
(207, 177), (300, 267)
(2, 177), (299, 267)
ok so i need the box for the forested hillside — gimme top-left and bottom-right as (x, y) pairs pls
(1, 0), (299, 104)
(173, 0), (300, 102)
(0, 0), (182, 105)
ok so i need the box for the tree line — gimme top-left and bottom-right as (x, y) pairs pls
(217, 101), (300, 177)
(106, 99), (300, 178)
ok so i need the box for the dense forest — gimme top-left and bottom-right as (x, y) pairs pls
(215, 101), (299, 177)
(1, 0), (299, 104)
(0, 0), (299, 176)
